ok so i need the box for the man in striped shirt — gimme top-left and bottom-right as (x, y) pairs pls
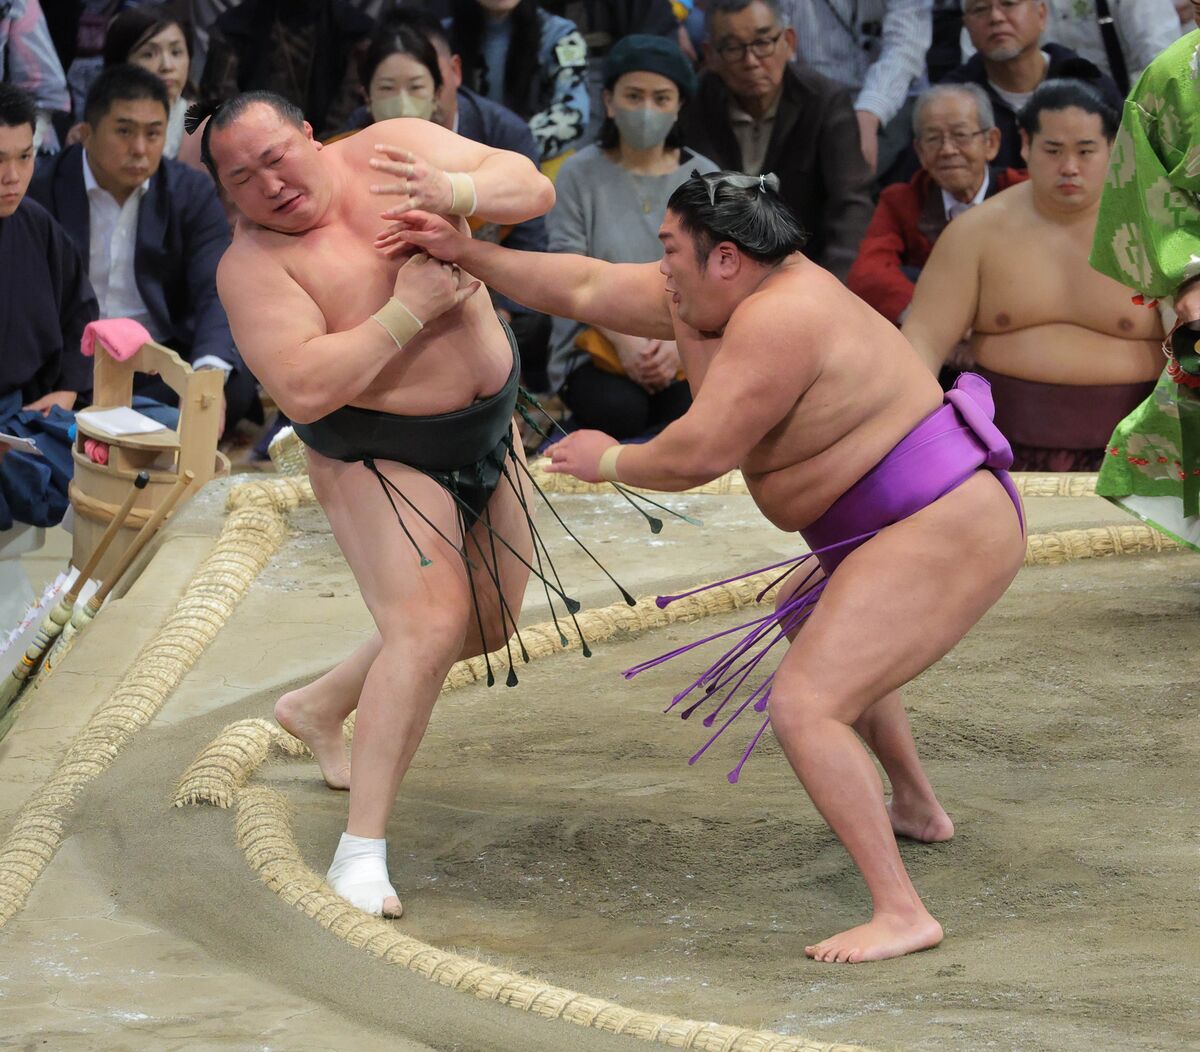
(780, 0), (932, 171)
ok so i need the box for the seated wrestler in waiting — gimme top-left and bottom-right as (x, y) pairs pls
(205, 91), (556, 919)
(848, 83), (1026, 327)
(902, 79), (1164, 472)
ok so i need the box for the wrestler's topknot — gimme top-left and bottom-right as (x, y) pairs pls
(197, 90), (305, 182)
(667, 170), (807, 267)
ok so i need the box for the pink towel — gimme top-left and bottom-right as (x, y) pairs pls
(81, 319), (152, 361)
(83, 438), (110, 465)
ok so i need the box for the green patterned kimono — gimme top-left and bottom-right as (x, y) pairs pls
(1090, 29), (1200, 552)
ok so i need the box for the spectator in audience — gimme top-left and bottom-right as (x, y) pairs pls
(849, 83), (1026, 325)
(343, 11), (554, 391)
(450, 0), (589, 164)
(1041, 0), (1181, 95)
(678, 0), (873, 281)
(902, 80), (1162, 471)
(1, 0), (70, 152)
(927, 0), (966, 81)
(0, 84), (94, 528)
(943, 0), (1122, 169)
(102, 6), (196, 159)
(201, 0), (375, 139)
(547, 34), (717, 438)
(780, 0), (932, 173)
(30, 64), (261, 432)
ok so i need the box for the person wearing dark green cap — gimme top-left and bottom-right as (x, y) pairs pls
(545, 33), (718, 440)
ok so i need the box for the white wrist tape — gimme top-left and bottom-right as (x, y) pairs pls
(446, 171), (477, 216)
(370, 297), (424, 349)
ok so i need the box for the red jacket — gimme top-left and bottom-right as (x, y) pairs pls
(848, 167), (1027, 325)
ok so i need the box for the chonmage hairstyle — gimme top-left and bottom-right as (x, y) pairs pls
(667, 170), (807, 266)
(1018, 78), (1119, 142)
(0, 82), (38, 132)
(193, 90), (305, 181)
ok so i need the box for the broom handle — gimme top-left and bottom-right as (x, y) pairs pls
(66, 470), (150, 606)
(88, 470), (195, 610)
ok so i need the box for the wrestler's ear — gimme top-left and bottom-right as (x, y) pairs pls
(302, 120), (317, 145)
(712, 241), (740, 279)
(1018, 128), (1030, 167)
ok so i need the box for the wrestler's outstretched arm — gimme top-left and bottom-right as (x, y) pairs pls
(365, 119), (555, 226)
(392, 210), (676, 340)
(217, 234), (478, 423)
(549, 294), (821, 490)
(900, 206), (984, 374)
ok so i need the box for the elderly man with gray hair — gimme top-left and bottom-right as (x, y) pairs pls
(848, 82), (1026, 326)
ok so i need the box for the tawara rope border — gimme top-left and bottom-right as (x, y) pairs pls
(0, 468), (1182, 1045)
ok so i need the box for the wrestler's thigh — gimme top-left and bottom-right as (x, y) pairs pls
(775, 472), (1024, 723)
(459, 426), (535, 657)
(308, 451), (473, 652)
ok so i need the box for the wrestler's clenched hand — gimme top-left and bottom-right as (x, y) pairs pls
(376, 209), (467, 262)
(370, 145), (456, 218)
(395, 251), (481, 323)
(544, 429), (619, 484)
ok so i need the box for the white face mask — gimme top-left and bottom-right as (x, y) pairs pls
(613, 105), (677, 150)
(371, 91), (435, 122)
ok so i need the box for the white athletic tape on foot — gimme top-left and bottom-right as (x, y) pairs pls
(326, 832), (403, 917)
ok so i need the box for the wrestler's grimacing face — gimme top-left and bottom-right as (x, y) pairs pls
(658, 212), (729, 332)
(213, 105), (326, 232)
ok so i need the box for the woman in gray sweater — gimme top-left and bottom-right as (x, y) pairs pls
(547, 34), (717, 439)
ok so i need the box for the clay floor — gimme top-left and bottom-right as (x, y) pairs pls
(0, 475), (1196, 1051)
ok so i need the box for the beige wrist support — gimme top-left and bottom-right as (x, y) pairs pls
(446, 171), (477, 216)
(370, 297), (424, 349)
(598, 444), (623, 483)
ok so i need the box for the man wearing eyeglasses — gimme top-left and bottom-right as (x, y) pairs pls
(848, 83), (1026, 327)
(943, 0), (1122, 170)
(677, 0), (873, 281)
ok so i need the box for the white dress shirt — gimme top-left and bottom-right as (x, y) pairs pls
(82, 150), (159, 338)
(1041, 0), (1184, 85)
(941, 168), (989, 221)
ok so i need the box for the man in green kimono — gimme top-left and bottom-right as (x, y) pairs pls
(1089, 11), (1200, 551)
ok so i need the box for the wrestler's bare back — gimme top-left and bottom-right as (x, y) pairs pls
(671, 256), (945, 533)
(226, 129), (512, 417)
(968, 183), (1162, 384)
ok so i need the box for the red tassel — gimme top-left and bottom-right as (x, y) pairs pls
(1132, 294), (1144, 305)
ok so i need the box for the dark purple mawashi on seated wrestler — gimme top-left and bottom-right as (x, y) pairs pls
(625, 372), (1026, 784)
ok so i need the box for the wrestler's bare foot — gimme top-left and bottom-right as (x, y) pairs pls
(275, 688), (352, 790)
(805, 909), (943, 964)
(886, 797), (954, 843)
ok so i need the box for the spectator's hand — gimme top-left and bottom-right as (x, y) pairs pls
(371, 145), (456, 219)
(22, 390), (76, 416)
(394, 250), (481, 324)
(544, 429), (618, 483)
(855, 110), (881, 173)
(638, 339), (681, 393)
(379, 209), (469, 263)
(1174, 279), (1200, 324)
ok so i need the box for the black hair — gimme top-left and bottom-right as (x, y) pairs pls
(450, 0), (541, 119)
(666, 170), (806, 266)
(83, 63), (170, 127)
(380, 7), (452, 55)
(196, 90), (305, 181)
(357, 21), (443, 94)
(102, 5), (194, 69)
(705, 0), (788, 35)
(0, 83), (37, 133)
(1018, 78), (1119, 142)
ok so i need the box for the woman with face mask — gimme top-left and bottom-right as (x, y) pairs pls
(353, 23), (443, 129)
(545, 34), (716, 441)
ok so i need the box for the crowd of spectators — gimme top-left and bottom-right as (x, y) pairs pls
(0, 0), (1195, 531)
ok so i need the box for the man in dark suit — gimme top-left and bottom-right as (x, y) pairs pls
(677, 0), (874, 282)
(30, 63), (260, 431)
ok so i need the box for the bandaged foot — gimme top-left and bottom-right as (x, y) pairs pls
(326, 832), (403, 917)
